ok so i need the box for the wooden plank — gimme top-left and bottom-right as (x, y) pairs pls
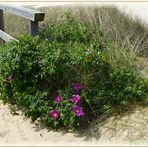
(0, 5), (45, 21)
(0, 30), (16, 42)
(29, 21), (39, 36)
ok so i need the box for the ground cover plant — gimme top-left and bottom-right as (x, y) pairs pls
(0, 12), (147, 131)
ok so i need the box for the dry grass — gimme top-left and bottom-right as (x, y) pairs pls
(83, 102), (148, 145)
(3, 12), (28, 37)
(3, 5), (148, 55)
(39, 6), (148, 74)
(38, 5), (148, 55)
(136, 57), (148, 78)
(3, 5), (147, 75)
(3, 6), (148, 48)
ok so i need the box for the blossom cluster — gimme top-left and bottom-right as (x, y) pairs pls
(49, 82), (84, 121)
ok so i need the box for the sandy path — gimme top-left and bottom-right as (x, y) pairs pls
(0, 99), (148, 146)
(0, 100), (99, 146)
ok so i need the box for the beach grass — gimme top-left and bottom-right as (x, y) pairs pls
(4, 5), (147, 77)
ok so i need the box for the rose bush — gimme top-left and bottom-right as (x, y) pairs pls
(0, 12), (147, 131)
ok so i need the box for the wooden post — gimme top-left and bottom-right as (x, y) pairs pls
(29, 21), (39, 36)
(0, 9), (4, 31)
(0, 9), (4, 43)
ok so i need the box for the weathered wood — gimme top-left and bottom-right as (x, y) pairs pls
(0, 10), (4, 44)
(0, 9), (4, 31)
(29, 21), (39, 36)
(0, 5), (45, 21)
(0, 5), (45, 41)
(0, 30), (16, 42)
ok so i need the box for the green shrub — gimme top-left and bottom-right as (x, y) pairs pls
(0, 13), (147, 130)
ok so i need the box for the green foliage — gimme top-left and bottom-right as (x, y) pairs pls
(0, 13), (147, 130)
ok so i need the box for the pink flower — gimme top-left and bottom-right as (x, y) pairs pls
(70, 95), (80, 104)
(72, 105), (84, 117)
(49, 110), (59, 120)
(55, 96), (61, 103)
(71, 82), (82, 92)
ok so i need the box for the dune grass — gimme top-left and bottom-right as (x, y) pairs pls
(39, 5), (148, 77)
(39, 5), (147, 57)
(3, 12), (28, 37)
(2, 5), (148, 76)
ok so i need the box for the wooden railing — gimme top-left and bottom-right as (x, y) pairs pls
(0, 5), (45, 42)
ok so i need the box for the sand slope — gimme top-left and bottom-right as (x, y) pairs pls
(86, 105), (148, 145)
(0, 99), (148, 146)
(0, 100), (98, 146)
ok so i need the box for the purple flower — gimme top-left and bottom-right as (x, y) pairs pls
(49, 110), (59, 120)
(72, 105), (84, 117)
(55, 96), (61, 103)
(71, 82), (82, 92)
(70, 95), (80, 104)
